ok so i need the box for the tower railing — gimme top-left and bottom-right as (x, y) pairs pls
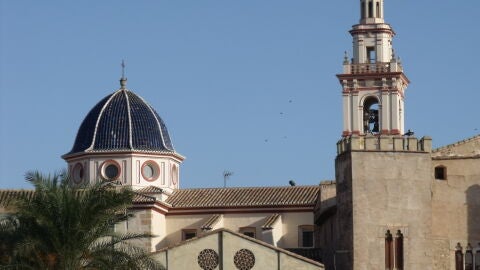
(343, 62), (403, 74)
(336, 135), (432, 155)
(351, 63), (389, 74)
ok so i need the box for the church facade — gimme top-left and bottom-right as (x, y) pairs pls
(1, 1), (479, 269)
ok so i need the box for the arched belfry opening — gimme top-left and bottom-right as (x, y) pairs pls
(376, 1), (381, 18)
(368, 0), (374, 18)
(360, 0), (383, 22)
(363, 96), (379, 134)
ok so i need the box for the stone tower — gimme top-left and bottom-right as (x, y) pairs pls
(338, 0), (408, 137)
(334, 1), (434, 269)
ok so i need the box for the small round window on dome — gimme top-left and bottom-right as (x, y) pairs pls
(101, 160), (121, 181)
(141, 161), (159, 181)
(143, 165), (154, 178)
(105, 165), (118, 179)
(72, 163), (84, 184)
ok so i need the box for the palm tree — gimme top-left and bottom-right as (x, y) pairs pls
(0, 170), (164, 270)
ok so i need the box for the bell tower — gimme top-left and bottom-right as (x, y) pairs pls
(328, 2), (434, 270)
(338, 0), (409, 136)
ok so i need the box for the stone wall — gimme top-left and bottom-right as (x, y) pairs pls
(431, 157), (480, 269)
(349, 151), (433, 269)
(333, 153), (354, 270)
(333, 134), (434, 270)
(314, 181), (337, 268)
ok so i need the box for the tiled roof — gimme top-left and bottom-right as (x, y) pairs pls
(64, 88), (175, 157)
(0, 190), (35, 206)
(261, 213), (280, 229)
(200, 214), (222, 230)
(136, 186), (164, 194)
(132, 193), (156, 204)
(0, 189), (156, 205)
(2, 185), (321, 209)
(165, 186), (320, 208)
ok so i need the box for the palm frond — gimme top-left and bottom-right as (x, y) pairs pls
(1, 170), (164, 269)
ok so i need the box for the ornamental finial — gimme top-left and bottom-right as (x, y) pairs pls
(343, 51), (349, 64)
(120, 60), (127, 89)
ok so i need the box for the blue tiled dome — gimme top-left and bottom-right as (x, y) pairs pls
(65, 87), (175, 156)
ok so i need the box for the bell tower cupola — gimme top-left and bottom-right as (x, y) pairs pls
(360, 0), (384, 24)
(338, 0), (409, 136)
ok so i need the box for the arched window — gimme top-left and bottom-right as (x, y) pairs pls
(363, 96), (379, 134)
(395, 230), (404, 270)
(434, 166), (447, 180)
(385, 229), (404, 270)
(455, 243), (463, 270)
(385, 230), (393, 270)
(465, 243), (473, 270)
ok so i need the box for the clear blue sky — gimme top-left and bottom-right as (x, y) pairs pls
(1, 1), (479, 189)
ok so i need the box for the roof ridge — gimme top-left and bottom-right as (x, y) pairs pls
(432, 134), (480, 153)
(123, 89), (134, 149)
(88, 89), (121, 151)
(173, 185), (320, 191)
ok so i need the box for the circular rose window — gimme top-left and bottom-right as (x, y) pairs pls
(72, 163), (84, 184)
(141, 161), (159, 181)
(197, 249), (219, 270)
(234, 249), (255, 270)
(101, 160), (120, 181)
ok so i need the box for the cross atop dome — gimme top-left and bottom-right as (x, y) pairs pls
(120, 60), (127, 89)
